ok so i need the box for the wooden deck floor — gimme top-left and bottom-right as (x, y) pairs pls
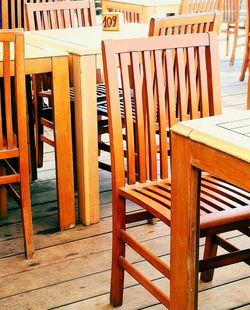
(0, 36), (250, 310)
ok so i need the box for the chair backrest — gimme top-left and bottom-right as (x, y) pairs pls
(148, 11), (221, 36)
(0, 30), (27, 154)
(102, 32), (221, 188)
(0, 0), (66, 29)
(180, 0), (223, 14)
(26, 0), (96, 30)
(221, 0), (242, 23)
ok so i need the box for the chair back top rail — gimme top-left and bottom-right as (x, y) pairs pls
(26, 0), (96, 30)
(102, 32), (221, 187)
(149, 11), (221, 35)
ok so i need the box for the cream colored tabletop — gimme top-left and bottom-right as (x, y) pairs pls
(25, 24), (149, 56)
(172, 108), (250, 163)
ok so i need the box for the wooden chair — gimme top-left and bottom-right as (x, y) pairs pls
(179, 0), (224, 14)
(221, 0), (246, 66)
(101, 32), (250, 307)
(25, 0), (97, 167)
(97, 11), (221, 172)
(26, 0), (97, 30)
(148, 10), (221, 35)
(0, 0), (46, 180)
(0, 30), (34, 259)
(0, 0), (67, 30)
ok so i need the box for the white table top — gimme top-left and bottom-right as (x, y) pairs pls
(103, 0), (181, 7)
(171, 109), (250, 163)
(25, 24), (149, 56)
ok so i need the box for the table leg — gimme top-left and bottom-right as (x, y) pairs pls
(142, 7), (155, 23)
(52, 56), (75, 230)
(170, 132), (200, 310)
(72, 54), (100, 225)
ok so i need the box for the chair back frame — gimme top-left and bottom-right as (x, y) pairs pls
(148, 11), (221, 36)
(1, 0), (67, 29)
(102, 32), (221, 189)
(26, 0), (96, 30)
(180, 0), (224, 14)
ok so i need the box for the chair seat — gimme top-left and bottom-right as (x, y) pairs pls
(119, 174), (250, 233)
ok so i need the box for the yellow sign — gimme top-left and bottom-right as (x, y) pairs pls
(102, 12), (120, 31)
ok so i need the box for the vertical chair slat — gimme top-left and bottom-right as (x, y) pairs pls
(176, 48), (188, 121)
(50, 10), (57, 29)
(165, 49), (177, 128)
(131, 51), (147, 182)
(35, 11), (42, 29)
(187, 47), (199, 118)
(83, 8), (89, 26)
(76, 9), (82, 27)
(143, 51), (157, 180)
(154, 49), (168, 179)
(197, 46), (209, 117)
(43, 10), (50, 29)
(119, 53), (136, 185)
(11, 0), (15, 29)
(64, 9), (71, 28)
(56, 9), (64, 28)
(69, 9), (75, 27)
(3, 42), (14, 148)
(205, 32), (222, 115)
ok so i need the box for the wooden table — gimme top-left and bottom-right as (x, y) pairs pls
(170, 109), (250, 309)
(25, 24), (149, 225)
(21, 38), (75, 230)
(102, 0), (181, 23)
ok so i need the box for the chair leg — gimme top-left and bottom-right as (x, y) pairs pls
(0, 166), (7, 219)
(230, 24), (239, 66)
(200, 235), (218, 282)
(20, 177), (35, 259)
(19, 146), (35, 258)
(26, 75), (37, 181)
(110, 196), (126, 307)
(37, 95), (45, 168)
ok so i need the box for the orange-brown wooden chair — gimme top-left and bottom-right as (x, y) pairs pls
(101, 32), (250, 307)
(26, 0), (97, 168)
(0, 30), (34, 259)
(179, 0), (224, 14)
(148, 10), (221, 35)
(26, 0), (96, 30)
(221, 0), (246, 66)
(0, 0), (67, 30)
(97, 11), (221, 172)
